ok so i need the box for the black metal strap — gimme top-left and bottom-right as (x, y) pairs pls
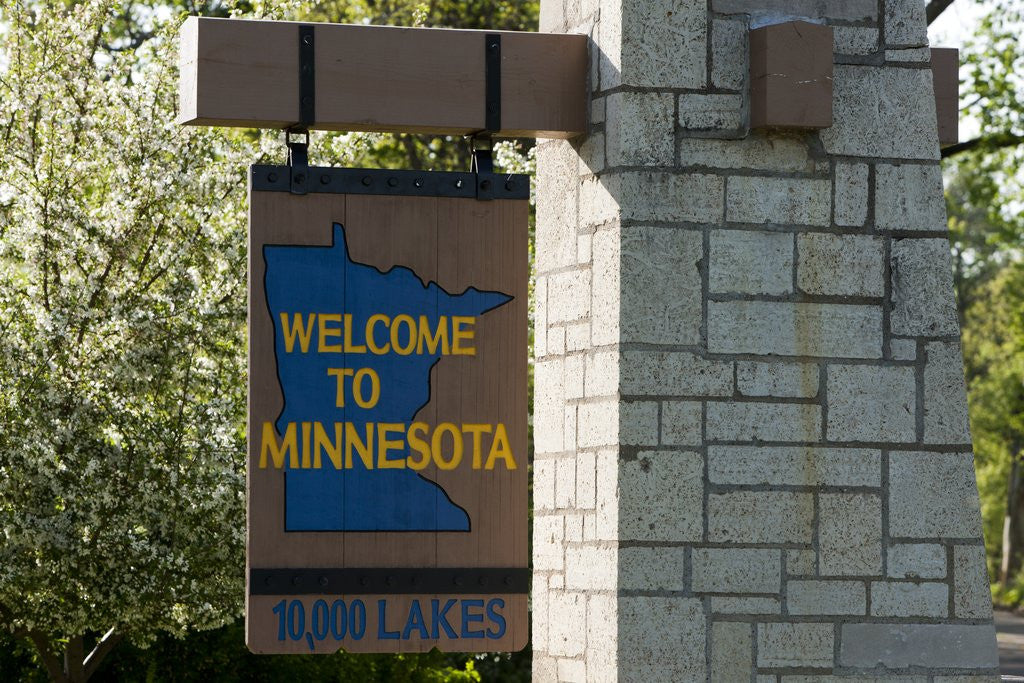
(297, 25), (315, 129)
(250, 567), (529, 595)
(484, 34), (501, 133)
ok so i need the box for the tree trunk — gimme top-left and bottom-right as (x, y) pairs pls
(1002, 456), (1024, 586)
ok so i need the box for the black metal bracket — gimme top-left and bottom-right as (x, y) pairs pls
(286, 130), (310, 195)
(250, 567), (530, 595)
(286, 25), (315, 195)
(468, 33), (501, 199)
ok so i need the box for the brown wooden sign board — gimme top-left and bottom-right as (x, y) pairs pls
(247, 166), (529, 653)
(179, 17), (588, 138)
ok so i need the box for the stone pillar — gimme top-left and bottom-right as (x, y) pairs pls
(532, 0), (998, 680)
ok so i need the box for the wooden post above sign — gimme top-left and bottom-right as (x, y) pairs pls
(179, 17), (588, 138)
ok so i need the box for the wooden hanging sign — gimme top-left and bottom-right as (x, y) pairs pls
(246, 165), (529, 653)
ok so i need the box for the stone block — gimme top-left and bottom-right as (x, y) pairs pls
(887, 47), (932, 62)
(709, 446), (881, 487)
(556, 457), (576, 508)
(787, 549), (817, 576)
(840, 623), (998, 668)
(613, 171), (725, 224)
(619, 401), (658, 446)
(576, 452), (597, 510)
(711, 597), (781, 614)
(535, 275), (548, 358)
(678, 133), (815, 173)
(618, 597), (706, 680)
(578, 132), (604, 177)
(564, 354), (585, 400)
(534, 458), (556, 511)
(757, 623), (834, 668)
(606, 92), (675, 166)
(619, 546), (687, 591)
(604, 0), (707, 89)
(585, 594), (617, 678)
(585, 350), (618, 398)
(579, 175), (617, 229)
(798, 233), (885, 296)
(834, 162), (869, 227)
(620, 451), (703, 542)
(821, 66), (939, 160)
(621, 226), (703, 344)
(885, 0), (929, 47)
(557, 659), (585, 683)
(547, 269), (591, 324)
(709, 301), (883, 358)
(711, 621), (752, 682)
(661, 400), (702, 447)
(888, 543), (947, 579)
(711, 0), (876, 22)
(590, 227), (619, 346)
(534, 515), (564, 571)
(890, 238), (959, 336)
(534, 359), (565, 455)
(954, 545), (994, 619)
(577, 400), (617, 449)
(787, 580), (866, 615)
(548, 591), (587, 656)
(707, 401), (822, 443)
(924, 341), (972, 444)
(692, 548), (782, 594)
(833, 26), (880, 55)
(710, 230), (793, 295)
(709, 491), (815, 543)
(595, 450), (619, 540)
(820, 493), (882, 576)
(565, 545), (616, 591)
(876, 163), (947, 231)
(712, 18), (746, 90)
(826, 364), (916, 443)
(678, 93), (744, 132)
(871, 581), (948, 617)
(726, 176), (831, 226)
(737, 361), (819, 398)
(535, 141), (580, 271)
(890, 337), (917, 360)
(621, 351), (733, 397)
(889, 451), (984, 538)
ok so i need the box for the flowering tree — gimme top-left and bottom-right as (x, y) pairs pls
(0, 2), (277, 679)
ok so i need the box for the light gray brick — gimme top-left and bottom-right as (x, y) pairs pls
(565, 545), (616, 591)
(889, 451), (984, 538)
(661, 400), (702, 447)
(709, 491), (815, 543)
(693, 548), (782, 594)
(620, 450), (703, 542)
(886, 47), (932, 62)
(797, 233), (885, 296)
(621, 226), (703, 345)
(834, 162), (869, 227)
(678, 93), (744, 132)
(534, 515), (564, 571)
(890, 337), (917, 360)
(886, 0), (929, 47)
(534, 458), (556, 511)
(707, 401), (821, 443)
(577, 399), (617, 449)
(606, 92), (675, 166)
(603, 0), (707, 89)
(709, 446), (881, 487)
(876, 163), (947, 231)
(711, 18), (746, 90)
(737, 361), (819, 398)
(621, 351), (733, 397)
(826, 364), (916, 443)
(585, 350), (617, 398)
(726, 176), (832, 226)
(618, 597), (706, 680)
(534, 359), (565, 455)
(711, 596), (781, 614)
(888, 543), (947, 579)
(710, 230), (793, 295)
(954, 545), (994, 619)
(548, 591), (586, 656)
(712, 0), (876, 21)
(535, 141), (580, 271)
(870, 581), (948, 617)
(708, 301), (882, 358)
(556, 457), (576, 508)
(787, 580), (866, 615)
(924, 341), (972, 444)
(711, 622), (752, 682)
(620, 401), (658, 446)
(820, 493), (882, 576)
(576, 452), (597, 510)
(678, 133), (816, 173)
(834, 26), (880, 55)
(757, 623), (834, 668)
(840, 623), (998, 668)
(619, 547), (687, 591)
(611, 171), (724, 224)
(547, 269), (591, 324)
(891, 238), (959, 336)
(787, 549), (817, 576)
(557, 659), (585, 683)
(821, 66), (939, 160)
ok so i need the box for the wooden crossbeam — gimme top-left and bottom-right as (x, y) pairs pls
(178, 17), (588, 138)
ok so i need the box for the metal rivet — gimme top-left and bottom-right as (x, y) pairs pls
(487, 104), (498, 113)
(414, 178), (423, 188)
(453, 575), (464, 586)
(455, 179), (463, 188)
(264, 576), (275, 586)
(505, 180), (515, 191)
(503, 575), (512, 586)
(359, 576), (369, 586)
(302, 64), (312, 74)
(480, 179), (491, 191)
(302, 34), (313, 46)
(291, 575), (302, 586)
(319, 576), (328, 587)
(478, 576), (487, 586)
(362, 176), (372, 186)
(387, 177), (398, 187)
(293, 174), (305, 185)
(301, 96), (312, 107)
(320, 174), (330, 185)
(386, 575), (395, 586)
(410, 576), (418, 586)
(268, 172), (278, 183)
(489, 42), (499, 52)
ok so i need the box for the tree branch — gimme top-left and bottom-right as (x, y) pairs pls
(942, 132), (1024, 158)
(83, 627), (123, 681)
(0, 604), (65, 682)
(927, 0), (956, 25)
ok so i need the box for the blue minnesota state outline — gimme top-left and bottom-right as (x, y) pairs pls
(263, 223), (513, 532)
